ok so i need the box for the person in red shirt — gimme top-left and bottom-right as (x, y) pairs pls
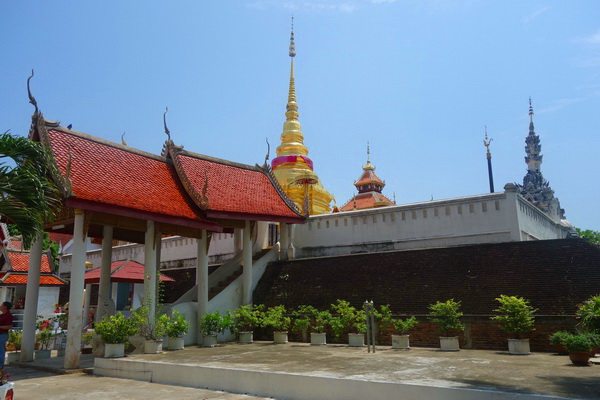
(0, 302), (14, 368)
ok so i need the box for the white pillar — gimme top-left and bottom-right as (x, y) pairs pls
(64, 209), (87, 369)
(83, 283), (92, 329)
(279, 222), (288, 261)
(20, 232), (43, 362)
(196, 231), (208, 343)
(287, 224), (296, 260)
(143, 221), (157, 322)
(96, 225), (113, 323)
(234, 228), (242, 252)
(242, 220), (253, 305)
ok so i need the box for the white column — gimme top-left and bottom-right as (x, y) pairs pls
(279, 222), (288, 261)
(96, 225), (113, 323)
(82, 283), (92, 329)
(287, 224), (296, 260)
(196, 231), (208, 343)
(234, 228), (242, 252)
(143, 220), (157, 322)
(242, 220), (253, 305)
(64, 209), (88, 369)
(20, 232), (43, 362)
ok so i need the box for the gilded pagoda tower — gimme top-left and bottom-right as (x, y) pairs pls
(271, 22), (333, 215)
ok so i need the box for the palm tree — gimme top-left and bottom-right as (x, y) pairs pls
(0, 131), (61, 248)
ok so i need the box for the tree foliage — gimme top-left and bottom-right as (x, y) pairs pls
(576, 228), (600, 246)
(0, 132), (61, 248)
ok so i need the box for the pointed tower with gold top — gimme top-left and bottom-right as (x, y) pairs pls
(271, 19), (333, 215)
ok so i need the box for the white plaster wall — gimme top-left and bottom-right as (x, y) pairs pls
(59, 234), (236, 276)
(293, 190), (567, 258)
(37, 287), (59, 315)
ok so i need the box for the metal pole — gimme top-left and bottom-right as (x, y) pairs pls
(370, 301), (377, 353)
(487, 155), (495, 193)
(364, 301), (371, 353)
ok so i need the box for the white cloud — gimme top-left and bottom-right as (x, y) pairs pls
(575, 29), (600, 46)
(522, 6), (551, 24)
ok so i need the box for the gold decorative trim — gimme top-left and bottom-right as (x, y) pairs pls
(257, 163), (305, 218)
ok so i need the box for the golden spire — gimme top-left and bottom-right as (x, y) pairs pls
(276, 16), (308, 157)
(363, 142), (375, 171)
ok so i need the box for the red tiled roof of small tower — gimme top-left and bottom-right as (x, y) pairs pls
(0, 273), (65, 286)
(6, 251), (52, 273)
(340, 192), (394, 212)
(169, 148), (305, 223)
(49, 233), (72, 247)
(44, 128), (218, 229)
(84, 260), (174, 284)
(354, 169), (385, 188)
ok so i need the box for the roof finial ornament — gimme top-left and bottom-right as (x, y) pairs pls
(367, 141), (370, 162)
(289, 16), (296, 58)
(483, 125), (493, 154)
(264, 138), (270, 165)
(529, 97), (534, 123)
(121, 131), (128, 146)
(163, 107), (171, 141)
(27, 69), (39, 116)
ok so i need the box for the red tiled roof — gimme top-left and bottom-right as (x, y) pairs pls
(9, 240), (22, 251)
(84, 260), (175, 284)
(355, 170), (385, 188)
(45, 129), (213, 225)
(49, 233), (72, 246)
(340, 192), (394, 211)
(7, 251), (52, 273)
(1, 273), (65, 286)
(175, 152), (303, 221)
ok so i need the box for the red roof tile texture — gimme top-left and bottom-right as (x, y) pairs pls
(1, 273), (65, 286)
(84, 260), (174, 284)
(354, 170), (385, 187)
(7, 252), (52, 273)
(177, 154), (301, 219)
(340, 192), (394, 211)
(49, 233), (72, 246)
(46, 129), (208, 223)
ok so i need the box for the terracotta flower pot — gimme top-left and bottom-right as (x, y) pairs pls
(569, 351), (591, 366)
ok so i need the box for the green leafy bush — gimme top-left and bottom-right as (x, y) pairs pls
(133, 306), (170, 340)
(563, 334), (594, 352)
(228, 304), (264, 334)
(428, 299), (464, 337)
(165, 310), (190, 338)
(199, 311), (232, 335)
(549, 331), (572, 346)
(261, 305), (291, 332)
(330, 300), (366, 338)
(379, 304), (419, 335)
(8, 330), (22, 351)
(491, 295), (537, 338)
(292, 305), (332, 333)
(35, 328), (55, 350)
(95, 312), (138, 344)
(577, 294), (600, 333)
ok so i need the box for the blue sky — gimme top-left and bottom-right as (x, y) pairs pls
(2, 1), (599, 229)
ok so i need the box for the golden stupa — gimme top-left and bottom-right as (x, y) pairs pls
(271, 21), (333, 215)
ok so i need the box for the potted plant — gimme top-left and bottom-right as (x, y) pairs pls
(293, 305), (332, 345)
(491, 295), (537, 355)
(6, 330), (22, 365)
(330, 300), (366, 347)
(228, 304), (264, 344)
(94, 312), (138, 358)
(35, 327), (55, 359)
(134, 306), (170, 353)
(380, 305), (419, 349)
(261, 305), (291, 344)
(51, 313), (68, 357)
(577, 294), (600, 333)
(428, 299), (464, 351)
(549, 331), (571, 355)
(166, 310), (190, 350)
(563, 333), (594, 366)
(199, 311), (232, 347)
